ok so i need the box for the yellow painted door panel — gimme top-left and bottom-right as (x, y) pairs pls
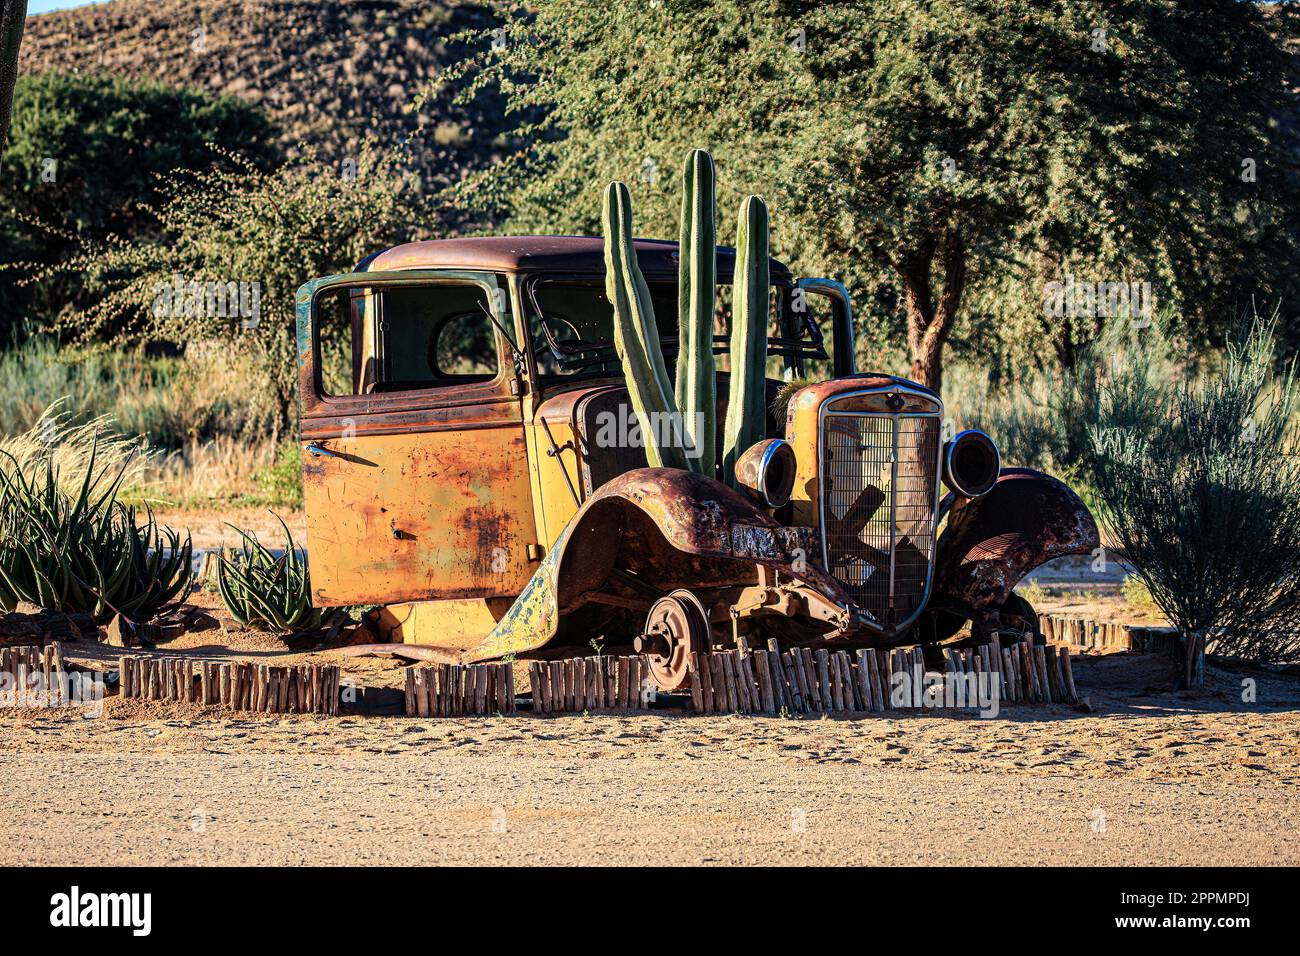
(302, 426), (537, 606)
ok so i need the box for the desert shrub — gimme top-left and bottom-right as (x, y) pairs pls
(217, 514), (319, 632)
(0, 449), (192, 621)
(37, 141), (431, 443)
(1088, 313), (1300, 676)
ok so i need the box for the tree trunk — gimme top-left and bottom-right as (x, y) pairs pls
(901, 229), (966, 393)
(0, 0), (27, 153)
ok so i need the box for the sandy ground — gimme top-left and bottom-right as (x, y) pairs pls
(2, 602), (1297, 864)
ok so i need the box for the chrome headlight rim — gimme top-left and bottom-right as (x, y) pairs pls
(943, 428), (1001, 499)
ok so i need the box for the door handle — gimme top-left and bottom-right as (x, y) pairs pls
(305, 442), (343, 459)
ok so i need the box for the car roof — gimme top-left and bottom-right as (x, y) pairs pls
(363, 236), (793, 281)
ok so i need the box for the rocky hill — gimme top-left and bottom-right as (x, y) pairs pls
(18, 0), (509, 189)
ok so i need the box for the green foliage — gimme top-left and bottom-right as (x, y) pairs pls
(602, 180), (690, 471)
(442, 1), (1300, 381)
(1120, 574), (1158, 616)
(675, 149), (717, 476)
(1, 71), (275, 336)
(242, 443), (303, 510)
(722, 195), (770, 487)
(0, 447), (193, 621)
(1088, 313), (1300, 671)
(217, 514), (320, 633)
(38, 142), (431, 440)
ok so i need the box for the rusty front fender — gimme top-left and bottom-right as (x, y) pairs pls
(465, 468), (857, 662)
(930, 467), (1099, 617)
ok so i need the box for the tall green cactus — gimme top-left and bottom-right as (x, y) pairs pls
(675, 149), (717, 475)
(601, 152), (771, 485)
(722, 195), (770, 487)
(602, 181), (691, 471)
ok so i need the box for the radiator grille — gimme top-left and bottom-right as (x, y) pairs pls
(820, 413), (941, 632)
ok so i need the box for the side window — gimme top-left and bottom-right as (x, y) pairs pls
(317, 280), (502, 397)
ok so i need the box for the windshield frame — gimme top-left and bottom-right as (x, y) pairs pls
(522, 271), (833, 385)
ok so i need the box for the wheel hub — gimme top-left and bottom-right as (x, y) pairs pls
(639, 589), (710, 692)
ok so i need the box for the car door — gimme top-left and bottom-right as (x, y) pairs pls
(296, 270), (539, 607)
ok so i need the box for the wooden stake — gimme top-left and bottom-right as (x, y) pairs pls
(811, 649), (829, 712)
(854, 650), (872, 711)
(1044, 646), (1062, 701)
(843, 653), (863, 711)
(828, 650), (845, 711)
(542, 660), (557, 713)
(860, 652), (875, 711)
(1016, 643), (1034, 702)
(751, 649), (773, 714)
(832, 652), (848, 711)
(795, 648), (816, 711)
(685, 653), (703, 712)
(781, 652), (803, 713)
(606, 657), (620, 711)
(530, 661), (545, 714)
(702, 652), (718, 712)
(470, 663), (485, 715)
(999, 648), (1014, 703)
(842, 651), (858, 710)
(631, 656), (647, 709)
(715, 651), (734, 712)
(911, 647), (926, 705)
(1060, 646), (1078, 702)
(1033, 645), (1052, 703)
(523, 662), (535, 713)
(728, 642), (750, 713)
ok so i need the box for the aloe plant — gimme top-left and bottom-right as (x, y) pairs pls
(217, 514), (321, 632)
(722, 195), (771, 486)
(0, 447), (193, 621)
(602, 180), (691, 471)
(675, 149), (717, 474)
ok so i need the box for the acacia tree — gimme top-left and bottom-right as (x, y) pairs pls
(443, 0), (1299, 388)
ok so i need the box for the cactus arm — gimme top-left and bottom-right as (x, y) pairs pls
(722, 195), (770, 488)
(675, 149), (717, 476)
(602, 181), (690, 471)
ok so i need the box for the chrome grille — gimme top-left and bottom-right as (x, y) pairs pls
(820, 410), (941, 632)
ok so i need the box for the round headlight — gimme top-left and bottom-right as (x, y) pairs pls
(942, 429), (1000, 499)
(734, 438), (797, 509)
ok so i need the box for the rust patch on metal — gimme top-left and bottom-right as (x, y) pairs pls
(470, 468), (861, 661)
(932, 467), (1099, 614)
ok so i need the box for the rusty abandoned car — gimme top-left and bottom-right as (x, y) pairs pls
(295, 236), (1098, 692)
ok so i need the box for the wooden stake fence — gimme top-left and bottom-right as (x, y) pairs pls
(0, 642), (79, 707)
(405, 661), (517, 716)
(689, 636), (1078, 715)
(526, 655), (654, 713)
(118, 656), (341, 715)
(1041, 615), (1181, 655)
